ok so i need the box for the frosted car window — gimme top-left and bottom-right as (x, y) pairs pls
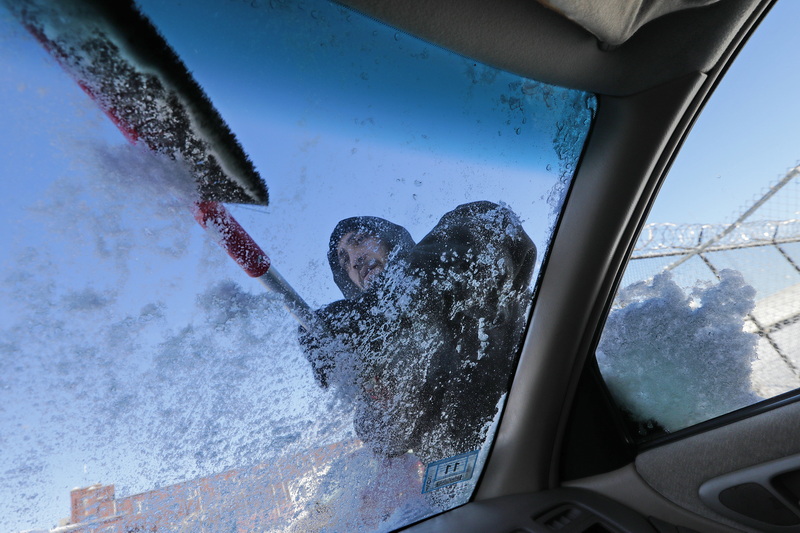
(0, 0), (594, 531)
(596, 0), (800, 440)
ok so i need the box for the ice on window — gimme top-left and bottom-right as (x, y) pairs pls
(0, 0), (595, 528)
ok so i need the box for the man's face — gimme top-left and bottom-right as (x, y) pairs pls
(337, 231), (389, 291)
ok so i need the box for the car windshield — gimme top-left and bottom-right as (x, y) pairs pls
(0, 0), (594, 530)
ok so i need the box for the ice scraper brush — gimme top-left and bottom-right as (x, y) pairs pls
(5, 0), (318, 330)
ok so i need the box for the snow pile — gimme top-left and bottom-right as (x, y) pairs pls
(597, 270), (761, 432)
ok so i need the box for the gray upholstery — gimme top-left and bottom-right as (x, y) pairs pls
(636, 401), (800, 532)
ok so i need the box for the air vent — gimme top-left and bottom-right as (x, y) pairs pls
(536, 505), (585, 530)
(535, 504), (620, 532)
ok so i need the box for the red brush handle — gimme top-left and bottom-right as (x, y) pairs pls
(192, 201), (271, 277)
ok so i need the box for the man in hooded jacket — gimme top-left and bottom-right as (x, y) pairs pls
(300, 201), (536, 465)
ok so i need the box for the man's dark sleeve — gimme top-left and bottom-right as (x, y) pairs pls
(297, 299), (361, 389)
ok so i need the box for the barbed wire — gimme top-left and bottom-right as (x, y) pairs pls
(633, 219), (800, 259)
(632, 163), (800, 263)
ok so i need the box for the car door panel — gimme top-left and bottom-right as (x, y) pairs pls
(569, 399), (800, 532)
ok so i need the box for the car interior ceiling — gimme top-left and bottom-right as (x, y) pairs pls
(331, 0), (799, 532)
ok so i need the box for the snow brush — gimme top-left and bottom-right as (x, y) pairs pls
(6, 0), (318, 331)
(192, 201), (318, 330)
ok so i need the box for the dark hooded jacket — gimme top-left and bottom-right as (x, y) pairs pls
(300, 201), (536, 463)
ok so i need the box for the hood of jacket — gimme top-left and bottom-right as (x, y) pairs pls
(328, 216), (415, 300)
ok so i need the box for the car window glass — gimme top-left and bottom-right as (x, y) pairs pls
(595, 0), (800, 439)
(0, 0), (594, 530)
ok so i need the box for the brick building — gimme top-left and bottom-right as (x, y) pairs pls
(49, 440), (361, 532)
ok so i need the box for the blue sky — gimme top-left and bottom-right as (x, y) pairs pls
(648, 0), (800, 225)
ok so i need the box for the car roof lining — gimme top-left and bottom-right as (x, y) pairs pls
(539, 0), (722, 47)
(340, 0), (761, 96)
